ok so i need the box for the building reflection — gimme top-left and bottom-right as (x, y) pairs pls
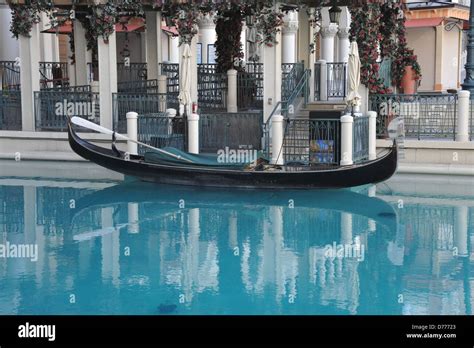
(0, 179), (472, 315)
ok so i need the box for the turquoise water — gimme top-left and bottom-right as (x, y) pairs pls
(0, 175), (473, 315)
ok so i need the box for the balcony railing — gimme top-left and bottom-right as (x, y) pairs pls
(113, 93), (168, 133)
(238, 63), (264, 110)
(34, 90), (99, 131)
(369, 93), (458, 139)
(0, 90), (22, 130)
(160, 63), (179, 108)
(314, 62), (347, 101)
(353, 116), (369, 163)
(39, 62), (69, 89)
(0, 61), (21, 90)
(282, 62), (305, 103)
(198, 64), (227, 111)
(200, 112), (263, 153)
(137, 113), (185, 154)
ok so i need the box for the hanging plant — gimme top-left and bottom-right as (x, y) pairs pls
(88, 3), (117, 44)
(215, 8), (244, 72)
(9, 4), (40, 38)
(350, 3), (390, 94)
(255, 7), (284, 47)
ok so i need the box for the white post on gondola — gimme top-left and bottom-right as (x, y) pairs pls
(188, 113), (200, 154)
(271, 115), (285, 165)
(340, 114), (354, 166)
(368, 111), (377, 160)
(126, 112), (138, 155)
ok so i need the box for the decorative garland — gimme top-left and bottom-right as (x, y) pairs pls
(255, 7), (284, 47)
(215, 10), (244, 72)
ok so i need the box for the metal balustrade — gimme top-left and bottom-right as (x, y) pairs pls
(39, 62), (69, 89)
(117, 62), (148, 82)
(353, 116), (369, 163)
(282, 62), (304, 103)
(117, 79), (159, 93)
(0, 61), (21, 90)
(369, 94), (458, 139)
(238, 63), (264, 110)
(327, 63), (347, 99)
(283, 119), (340, 166)
(112, 93), (168, 133)
(0, 90), (22, 130)
(198, 64), (227, 111)
(160, 63), (179, 109)
(34, 90), (99, 131)
(137, 113), (185, 154)
(200, 112), (263, 153)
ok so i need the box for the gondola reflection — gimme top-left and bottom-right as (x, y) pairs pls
(0, 179), (472, 315)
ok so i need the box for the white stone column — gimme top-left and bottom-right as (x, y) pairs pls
(320, 23), (338, 63)
(74, 20), (90, 86)
(98, 31), (118, 129)
(169, 36), (180, 63)
(282, 12), (299, 64)
(263, 15), (282, 123)
(19, 23), (41, 131)
(368, 111), (377, 160)
(340, 114), (354, 166)
(318, 60), (328, 101)
(338, 28), (350, 63)
(197, 14), (216, 64)
(39, 13), (58, 63)
(456, 90), (470, 142)
(227, 69), (238, 113)
(145, 11), (163, 80)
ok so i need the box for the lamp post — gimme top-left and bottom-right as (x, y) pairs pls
(462, 1), (474, 94)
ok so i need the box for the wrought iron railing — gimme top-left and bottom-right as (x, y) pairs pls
(0, 90), (22, 130)
(117, 79), (159, 93)
(160, 63), (179, 108)
(282, 62), (305, 103)
(353, 116), (369, 163)
(283, 119), (340, 166)
(263, 69), (311, 158)
(117, 62), (148, 82)
(34, 90), (100, 131)
(369, 93), (458, 139)
(137, 113), (185, 154)
(39, 62), (69, 89)
(198, 64), (227, 110)
(327, 62), (347, 99)
(112, 93), (168, 133)
(238, 63), (264, 110)
(41, 85), (91, 93)
(0, 61), (21, 90)
(200, 112), (263, 153)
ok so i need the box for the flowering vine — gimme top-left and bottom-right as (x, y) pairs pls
(255, 7), (284, 47)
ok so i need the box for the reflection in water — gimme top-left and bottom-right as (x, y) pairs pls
(0, 179), (472, 315)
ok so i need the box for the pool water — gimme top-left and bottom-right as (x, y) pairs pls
(0, 174), (473, 315)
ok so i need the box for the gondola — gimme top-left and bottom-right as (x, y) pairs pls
(68, 121), (398, 189)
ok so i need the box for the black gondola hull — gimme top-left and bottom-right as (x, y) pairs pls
(68, 124), (397, 189)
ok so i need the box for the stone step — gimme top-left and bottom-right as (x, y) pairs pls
(302, 102), (347, 112)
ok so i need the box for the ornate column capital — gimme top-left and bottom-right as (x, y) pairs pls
(338, 27), (350, 40)
(321, 23), (339, 39)
(197, 14), (215, 30)
(282, 11), (299, 35)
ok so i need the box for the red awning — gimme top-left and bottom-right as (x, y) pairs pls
(162, 26), (178, 36)
(405, 18), (444, 28)
(41, 18), (148, 34)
